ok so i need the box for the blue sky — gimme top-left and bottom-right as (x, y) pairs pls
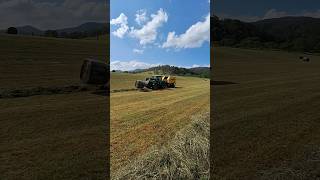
(110, 0), (210, 71)
(214, 0), (320, 22)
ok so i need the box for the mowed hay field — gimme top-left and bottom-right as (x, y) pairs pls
(110, 73), (210, 173)
(0, 34), (107, 89)
(0, 34), (109, 179)
(212, 47), (320, 179)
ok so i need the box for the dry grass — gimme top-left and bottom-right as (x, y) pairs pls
(110, 72), (153, 91)
(0, 34), (108, 89)
(110, 73), (210, 173)
(212, 47), (320, 179)
(0, 35), (109, 179)
(113, 112), (210, 180)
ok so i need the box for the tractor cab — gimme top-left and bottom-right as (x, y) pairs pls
(151, 75), (164, 80)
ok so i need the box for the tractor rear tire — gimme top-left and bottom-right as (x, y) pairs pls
(135, 80), (146, 89)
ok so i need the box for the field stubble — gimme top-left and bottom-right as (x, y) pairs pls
(110, 73), (210, 174)
(212, 47), (320, 179)
(0, 35), (109, 179)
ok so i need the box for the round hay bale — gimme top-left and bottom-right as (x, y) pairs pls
(80, 59), (109, 84)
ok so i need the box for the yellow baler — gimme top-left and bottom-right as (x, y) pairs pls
(162, 76), (176, 88)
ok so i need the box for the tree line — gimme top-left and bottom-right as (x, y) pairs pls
(130, 65), (210, 78)
(211, 15), (320, 53)
(6, 27), (108, 39)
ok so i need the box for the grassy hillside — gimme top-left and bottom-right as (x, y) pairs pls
(212, 16), (320, 52)
(0, 34), (108, 89)
(0, 35), (109, 179)
(110, 73), (210, 174)
(212, 47), (320, 179)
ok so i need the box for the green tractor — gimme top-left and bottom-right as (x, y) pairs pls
(135, 75), (167, 90)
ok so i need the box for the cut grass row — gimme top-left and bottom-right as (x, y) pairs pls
(113, 112), (209, 179)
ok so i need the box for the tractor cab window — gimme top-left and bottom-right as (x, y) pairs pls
(152, 76), (162, 80)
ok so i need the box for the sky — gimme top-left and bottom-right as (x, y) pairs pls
(110, 0), (210, 71)
(213, 0), (320, 22)
(0, 0), (108, 30)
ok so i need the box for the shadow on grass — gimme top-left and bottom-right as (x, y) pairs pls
(211, 80), (237, 86)
(0, 84), (107, 99)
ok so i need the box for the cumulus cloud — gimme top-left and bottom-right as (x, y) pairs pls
(263, 9), (290, 19)
(263, 9), (320, 19)
(135, 9), (148, 26)
(191, 64), (210, 68)
(162, 14), (210, 49)
(0, 0), (107, 29)
(130, 8), (168, 45)
(110, 13), (129, 38)
(110, 60), (161, 71)
(133, 48), (144, 54)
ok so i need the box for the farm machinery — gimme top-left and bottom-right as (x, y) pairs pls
(135, 75), (176, 90)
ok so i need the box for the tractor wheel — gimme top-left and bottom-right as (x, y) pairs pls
(152, 84), (158, 90)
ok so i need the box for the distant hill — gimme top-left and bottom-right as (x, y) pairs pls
(212, 16), (320, 52)
(1, 22), (109, 38)
(17, 25), (44, 36)
(57, 22), (109, 35)
(130, 65), (210, 78)
(0, 25), (43, 35)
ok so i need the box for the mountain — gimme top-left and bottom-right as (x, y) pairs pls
(1, 22), (109, 38)
(57, 22), (109, 34)
(212, 16), (320, 52)
(17, 25), (43, 35)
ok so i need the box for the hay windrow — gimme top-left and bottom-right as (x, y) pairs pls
(113, 112), (210, 180)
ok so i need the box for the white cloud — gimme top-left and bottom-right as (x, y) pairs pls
(263, 9), (320, 19)
(110, 60), (161, 71)
(110, 13), (128, 38)
(162, 14), (210, 49)
(302, 10), (320, 18)
(130, 8), (168, 45)
(192, 64), (210, 68)
(135, 9), (148, 26)
(182, 64), (210, 68)
(133, 48), (144, 54)
(263, 9), (289, 19)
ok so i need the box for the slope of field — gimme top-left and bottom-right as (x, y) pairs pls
(0, 34), (108, 89)
(110, 73), (210, 174)
(212, 47), (320, 179)
(0, 35), (109, 179)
